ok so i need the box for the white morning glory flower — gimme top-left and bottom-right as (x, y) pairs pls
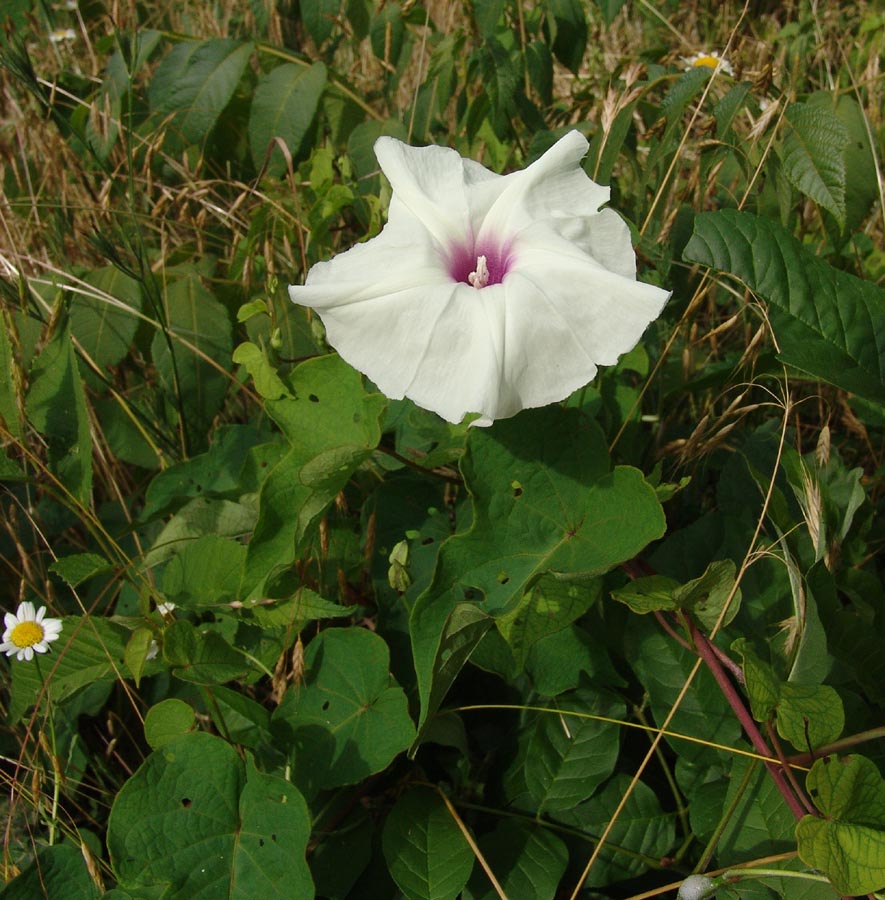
(288, 130), (670, 425)
(0, 601), (63, 662)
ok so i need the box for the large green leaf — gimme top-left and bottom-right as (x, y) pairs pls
(161, 534), (246, 606)
(243, 354), (386, 594)
(796, 755), (885, 895)
(410, 407), (665, 731)
(522, 686), (624, 813)
(107, 732), (313, 898)
(0, 843), (100, 899)
(626, 615), (741, 763)
(689, 756), (796, 865)
(272, 627), (415, 794)
(25, 318), (92, 505)
(70, 266), (143, 373)
(382, 787), (474, 900)
(140, 423), (273, 521)
(148, 39), (253, 147)
(249, 62), (326, 174)
(150, 270), (233, 438)
(463, 821), (567, 900)
(683, 209), (885, 404)
(781, 97), (849, 227)
(496, 575), (599, 672)
(554, 775), (676, 887)
(143, 496), (258, 570)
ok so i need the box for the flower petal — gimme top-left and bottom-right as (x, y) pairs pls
(17, 601), (35, 621)
(478, 131), (611, 248)
(508, 229), (670, 371)
(374, 137), (477, 247)
(3, 612), (17, 631)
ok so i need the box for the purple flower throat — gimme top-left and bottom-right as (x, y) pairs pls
(448, 241), (513, 289)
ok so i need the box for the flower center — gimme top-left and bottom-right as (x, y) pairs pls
(693, 55), (720, 69)
(449, 242), (511, 288)
(468, 255), (489, 289)
(11, 621), (44, 649)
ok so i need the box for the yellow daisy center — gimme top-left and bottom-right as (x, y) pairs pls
(11, 621), (44, 648)
(692, 55), (720, 69)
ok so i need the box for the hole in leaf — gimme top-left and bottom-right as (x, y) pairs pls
(309, 394), (320, 403)
(181, 797), (192, 808)
(322, 700), (330, 711)
(464, 589), (476, 600)
(511, 480), (523, 498)
(258, 838), (264, 847)
(497, 572), (509, 585)
(421, 537), (434, 546)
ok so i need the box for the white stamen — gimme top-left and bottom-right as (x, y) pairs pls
(467, 255), (489, 289)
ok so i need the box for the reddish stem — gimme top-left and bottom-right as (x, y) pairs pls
(688, 620), (809, 822)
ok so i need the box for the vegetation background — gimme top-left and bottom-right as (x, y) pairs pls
(0, 0), (883, 897)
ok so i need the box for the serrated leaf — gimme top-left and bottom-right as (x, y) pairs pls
(782, 99), (849, 227)
(411, 407), (665, 732)
(108, 733), (313, 898)
(683, 209), (885, 405)
(272, 628), (415, 794)
(25, 318), (92, 505)
(301, 0), (339, 45)
(148, 39), (253, 147)
(523, 686), (624, 813)
(49, 552), (113, 588)
(249, 62), (326, 175)
(473, 0), (506, 37)
(796, 755), (885, 895)
(382, 787), (474, 900)
(547, 0), (587, 74)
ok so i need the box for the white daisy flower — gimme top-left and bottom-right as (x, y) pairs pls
(0, 602), (63, 662)
(289, 131), (670, 426)
(49, 28), (77, 43)
(681, 51), (734, 77)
